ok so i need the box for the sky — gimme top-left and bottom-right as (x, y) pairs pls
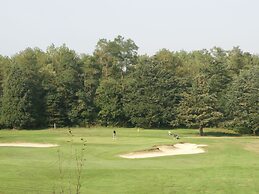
(1, 0), (259, 56)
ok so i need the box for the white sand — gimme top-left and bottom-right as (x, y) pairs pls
(0, 143), (59, 148)
(120, 143), (207, 159)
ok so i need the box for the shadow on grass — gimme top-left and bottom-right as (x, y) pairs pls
(204, 131), (241, 137)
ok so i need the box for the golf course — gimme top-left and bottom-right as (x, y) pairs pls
(0, 127), (259, 194)
(1, 0), (259, 193)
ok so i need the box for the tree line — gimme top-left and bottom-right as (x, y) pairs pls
(0, 36), (258, 134)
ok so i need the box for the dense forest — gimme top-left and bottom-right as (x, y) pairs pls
(0, 36), (258, 134)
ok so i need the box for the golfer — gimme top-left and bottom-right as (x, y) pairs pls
(113, 130), (116, 139)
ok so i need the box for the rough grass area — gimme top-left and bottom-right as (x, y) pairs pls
(0, 127), (259, 194)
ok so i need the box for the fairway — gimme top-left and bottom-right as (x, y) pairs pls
(1, 128), (259, 194)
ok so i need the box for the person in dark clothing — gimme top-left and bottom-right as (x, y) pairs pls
(113, 130), (116, 139)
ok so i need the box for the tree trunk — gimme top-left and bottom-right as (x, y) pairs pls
(199, 126), (204, 136)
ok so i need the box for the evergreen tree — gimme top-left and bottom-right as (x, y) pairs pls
(123, 59), (182, 128)
(225, 66), (259, 134)
(95, 78), (126, 126)
(79, 54), (102, 125)
(177, 75), (223, 135)
(44, 45), (86, 127)
(1, 49), (45, 128)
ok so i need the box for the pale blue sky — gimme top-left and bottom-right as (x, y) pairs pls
(0, 0), (259, 56)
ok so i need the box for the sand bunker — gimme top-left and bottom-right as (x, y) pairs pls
(120, 143), (207, 159)
(0, 143), (59, 148)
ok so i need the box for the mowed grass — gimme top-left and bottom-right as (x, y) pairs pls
(0, 127), (259, 194)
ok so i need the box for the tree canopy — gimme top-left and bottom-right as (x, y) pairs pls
(0, 36), (258, 134)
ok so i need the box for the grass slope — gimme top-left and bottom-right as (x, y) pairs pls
(0, 128), (259, 194)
